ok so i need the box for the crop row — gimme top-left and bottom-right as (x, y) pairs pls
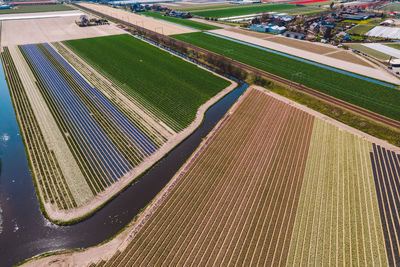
(1, 47), (76, 210)
(51, 42), (172, 146)
(19, 43), (161, 197)
(97, 88), (314, 266)
(286, 119), (387, 267)
(370, 143), (400, 266)
(8, 45), (93, 207)
(39, 43), (157, 161)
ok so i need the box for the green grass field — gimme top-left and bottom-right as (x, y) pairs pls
(346, 43), (392, 61)
(346, 24), (375, 35)
(173, 32), (400, 121)
(0, 4), (74, 14)
(141, 12), (220, 30)
(65, 34), (230, 131)
(192, 4), (301, 18)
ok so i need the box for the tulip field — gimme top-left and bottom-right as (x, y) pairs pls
(1, 34), (229, 218)
(92, 87), (400, 266)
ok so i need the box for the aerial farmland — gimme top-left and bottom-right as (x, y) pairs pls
(1, 19), (233, 223)
(2, 1), (400, 266)
(25, 87), (400, 266)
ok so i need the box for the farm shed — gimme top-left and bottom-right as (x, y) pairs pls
(343, 13), (374, 20)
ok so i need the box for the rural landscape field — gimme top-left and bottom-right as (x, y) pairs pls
(1, 31), (232, 222)
(26, 87), (400, 266)
(1, 0), (400, 266)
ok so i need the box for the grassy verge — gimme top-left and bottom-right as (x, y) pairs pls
(65, 34), (230, 131)
(0, 4), (74, 14)
(141, 11), (220, 30)
(192, 4), (301, 18)
(173, 32), (400, 121)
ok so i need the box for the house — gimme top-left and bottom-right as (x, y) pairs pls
(336, 31), (351, 40)
(283, 31), (305, 39)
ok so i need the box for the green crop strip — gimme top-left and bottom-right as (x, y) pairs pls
(173, 32), (400, 122)
(65, 34), (230, 131)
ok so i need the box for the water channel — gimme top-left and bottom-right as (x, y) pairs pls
(0, 57), (248, 266)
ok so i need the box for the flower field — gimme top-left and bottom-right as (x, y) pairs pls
(64, 34), (230, 132)
(88, 87), (400, 266)
(93, 88), (315, 266)
(287, 119), (387, 266)
(1, 34), (231, 221)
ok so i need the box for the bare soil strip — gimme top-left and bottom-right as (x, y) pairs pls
(1, 14), (125, 46)
(77, 3), (195, 36)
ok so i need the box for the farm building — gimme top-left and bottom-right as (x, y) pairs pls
(250, 24), (286, 34)
(366, 26), (400, 39)
(343, 12), (374, 20)
(283, 31), (305, 39)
